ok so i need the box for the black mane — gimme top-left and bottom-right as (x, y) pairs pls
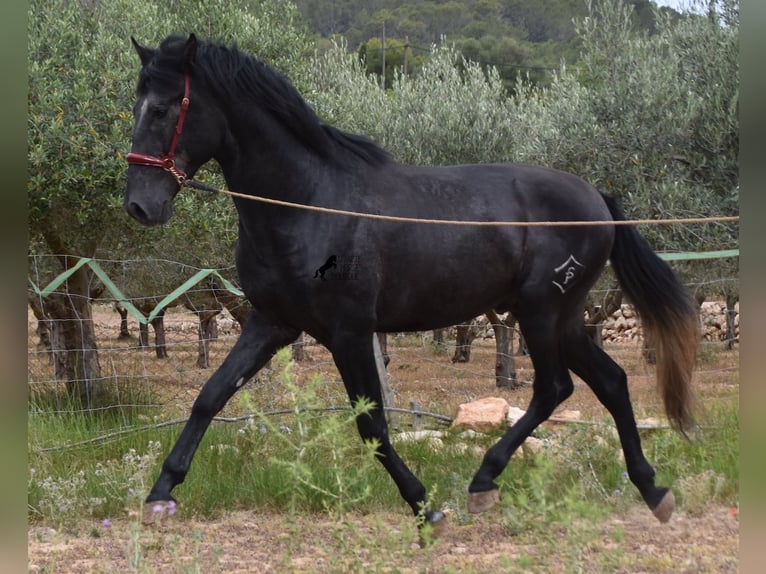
(147, 35), (391, 167)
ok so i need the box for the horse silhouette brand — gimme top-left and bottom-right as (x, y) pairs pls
(314, 255), (337, 280)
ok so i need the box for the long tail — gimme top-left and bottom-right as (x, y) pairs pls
(602, 194), (698, 434)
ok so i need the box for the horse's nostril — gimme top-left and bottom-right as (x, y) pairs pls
(127, 201), (149, 223)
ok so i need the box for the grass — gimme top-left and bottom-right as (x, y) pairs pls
(28, 336), (739, 571)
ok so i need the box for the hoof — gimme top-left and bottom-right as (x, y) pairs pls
(419, 510), (449, 547)
(142, 500), (177, 525)
(467, 488), (500, 514)
(427, 510), (449, 538)
(651, 490), (675, 523)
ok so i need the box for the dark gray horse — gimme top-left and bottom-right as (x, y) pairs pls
(125, 34), (698, 531)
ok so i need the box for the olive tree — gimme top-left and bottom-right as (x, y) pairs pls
(28, 0), (310, 403)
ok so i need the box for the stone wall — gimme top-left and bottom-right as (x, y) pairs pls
(601, 301), (739, 344)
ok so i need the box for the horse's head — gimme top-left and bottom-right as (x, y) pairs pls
(125, 34), (223, 226)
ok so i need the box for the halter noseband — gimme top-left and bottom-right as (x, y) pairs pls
(126, 73), (191, 187)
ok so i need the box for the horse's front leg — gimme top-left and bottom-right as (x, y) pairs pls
(143, 311), (300, 522)
(329, 332), (447, 534)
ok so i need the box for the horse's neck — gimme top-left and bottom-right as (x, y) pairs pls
(217, 112), (327, 204)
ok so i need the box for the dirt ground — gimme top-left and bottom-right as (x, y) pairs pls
(28, 503), (739, 573)
(28, 308), (740, 572)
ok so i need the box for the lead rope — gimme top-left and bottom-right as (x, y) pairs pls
(181, 178), (739, 228)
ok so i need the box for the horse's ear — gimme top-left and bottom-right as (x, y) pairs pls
(131, 36), (154, 67)
(184, 33), (198, 70)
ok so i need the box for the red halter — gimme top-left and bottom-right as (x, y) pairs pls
(126, 73), (191, 187)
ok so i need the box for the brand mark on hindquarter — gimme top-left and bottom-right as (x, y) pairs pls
(552, 254), (585, 294)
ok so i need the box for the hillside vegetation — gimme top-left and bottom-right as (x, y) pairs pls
(294, 0), (679, 86)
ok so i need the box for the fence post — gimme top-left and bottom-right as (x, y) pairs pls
(373, 333), (397, 427)
(410, 401), (423, 431)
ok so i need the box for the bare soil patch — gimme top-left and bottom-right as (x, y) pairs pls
(28, 503), (739, 573)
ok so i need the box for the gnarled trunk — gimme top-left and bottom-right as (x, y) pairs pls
(136, 301), (168, 359)
(486, 310), (517, 389)
(41, 263), (103, 405)
(585, 288), (622, 350)
(196, 309), (221, 369)
(452, 319), (480, 363)
(28, 294), (52, 351)
(114, 302), (131, 340)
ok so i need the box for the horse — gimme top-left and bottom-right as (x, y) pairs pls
(124, 34), (698, 531)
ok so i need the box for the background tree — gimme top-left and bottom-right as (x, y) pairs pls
(295, 0), (675, 89)
(306, 0), (738, 349)
(28, 0), (311, 403)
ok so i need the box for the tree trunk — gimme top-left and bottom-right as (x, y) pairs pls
(42, 263), (103, 405)
(114, 303), (131, 340)
(724, 292), (737, 349)
(505, 314), (528, 356)
(28, 295), (52, 351)
(377, 332), (390, 367)
(151, 313), (168, 358)
(291, 333), (305, 362)
(452, 320), (479, 363)
(196, 309), (221, 369)
(373, 333), (396, 427)
(586, 289), (622, 350)
(136, 302), (168, 358)
(487, 310), (517, 388)
(432, 328), (447, 352)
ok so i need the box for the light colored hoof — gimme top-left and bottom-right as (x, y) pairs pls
(419, 511), (449, 547)
(429, 512), (449, 539)
(467, 489), (500, 514)
(142, 500), (176, 525)
(652, 490), (675, 523)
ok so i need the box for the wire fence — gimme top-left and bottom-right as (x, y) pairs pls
(27, 254), (739, 451)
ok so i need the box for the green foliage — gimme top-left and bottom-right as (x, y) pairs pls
(297, 0), (670, 89)
(235, 349), (382, 517)
(28, 0), (738, 296)
(312, 42), (516, 166)
(28, 0), (311, 264)
(28, 377), (164, 529)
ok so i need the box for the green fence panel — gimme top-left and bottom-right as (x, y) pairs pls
(28, 259), (245, 325)
(657, 249), (739, 261)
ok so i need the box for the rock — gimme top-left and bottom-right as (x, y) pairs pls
(394, 430), (444, 442)
(393, 430), (444, 449)
(554, 409), (581, 421)
(545, 409), (581, 427)
(452, 397), (509, 433)
(507, 406), (527, 426)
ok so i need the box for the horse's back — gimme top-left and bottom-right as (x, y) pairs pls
(369, 162), (614, 330)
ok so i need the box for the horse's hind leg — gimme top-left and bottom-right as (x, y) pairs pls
(468, 314), (575, 512)
(564, 331), (675, 523)
(329, 332), (446, 531)
(143, 311), (299, 521)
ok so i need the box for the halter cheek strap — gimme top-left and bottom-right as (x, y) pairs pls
(126, 73), (191, 187)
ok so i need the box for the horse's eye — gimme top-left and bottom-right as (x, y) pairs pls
(152, 107), (168, 119)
